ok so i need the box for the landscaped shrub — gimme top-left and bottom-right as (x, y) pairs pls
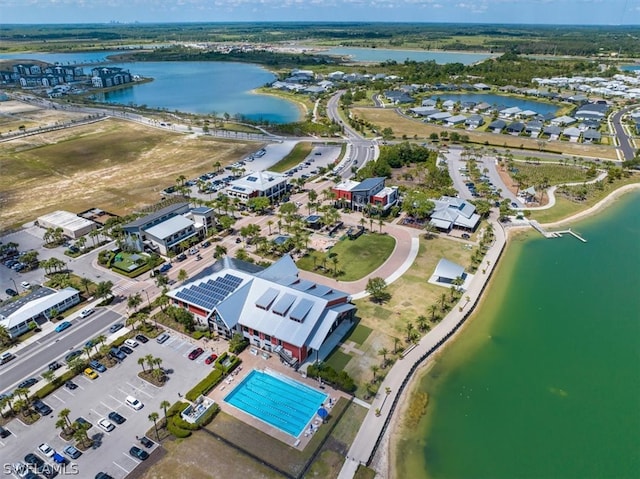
(185, 368), (225, 401)
(34, 370), (77, 399)
(228, 333), (249, 354)
(167, 400), (190, 418)
(192, 330), (210, 340)
(213, 352), (240, 374)
(197, 403), (220, 427)
(307, 362), (356, 393)
(172, 414), (199, 431)
(167, 418), (191, 438)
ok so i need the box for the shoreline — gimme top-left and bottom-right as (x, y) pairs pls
(383, 182), (640, 479)
(250, 87), (307, 121)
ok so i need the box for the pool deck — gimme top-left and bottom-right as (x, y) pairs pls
(206, 347), (351, 450)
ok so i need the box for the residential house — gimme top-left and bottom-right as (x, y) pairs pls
(91, 67), (132, 88)
(409, 106), (440, 117)
(473, 83), (491, 90)
(428, 111), (452, 123)
(525, 120), (544, 137)
(506, 121), (525, 135)
(543, 125), (562, 139)
(563, 127), (582, 142)
(465, 114), (485, 128)
(582, 129), (602, 143)
(445, 114), (467, 126)
(488, 119), (507, 133)
(499, 106), (522, 118)
(551, 115), (577, 126)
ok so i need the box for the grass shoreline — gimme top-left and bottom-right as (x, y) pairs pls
(387, 182), (640, 478)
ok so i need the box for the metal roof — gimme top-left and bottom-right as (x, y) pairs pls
(434, 259), (465, 281)
(0, 287), (79, 329)
(144, 215), (194, 241)
(124, 202), (189, 228)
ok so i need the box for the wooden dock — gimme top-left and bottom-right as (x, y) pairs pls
(530, 221), (587, 242)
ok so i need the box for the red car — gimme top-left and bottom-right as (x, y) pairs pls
(188, 348), (204, 360)
(204, 354), (218, 365)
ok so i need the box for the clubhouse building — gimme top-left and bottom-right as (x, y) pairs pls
(167, 256), (356, 368)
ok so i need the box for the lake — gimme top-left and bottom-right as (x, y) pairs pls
(0, 51), (301, 123)
(324, 47), (494, 65)
(395, 191), (640, 479)
(429, 93), (560, 116)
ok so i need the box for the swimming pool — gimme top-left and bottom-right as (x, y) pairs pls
(224, 369), (327, 437)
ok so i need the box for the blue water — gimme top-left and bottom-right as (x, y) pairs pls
(621, 65), (640, 71)
(0, 51), (301, 123)
(325, 47), (494, 65)
(224, 369), (328, 437)
(429, 93), (559, 115)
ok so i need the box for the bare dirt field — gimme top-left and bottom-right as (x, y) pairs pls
(0, 100), (85, 133)
(0, 118), (258, 230)
(351, 107), (618, 160)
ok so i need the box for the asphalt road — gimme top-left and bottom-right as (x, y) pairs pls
(0, 309), (122, 395)
(610, 107), (636, 161)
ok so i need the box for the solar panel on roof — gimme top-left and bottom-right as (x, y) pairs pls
(272, 293), (296, 316)
(290, 298), (314, 322)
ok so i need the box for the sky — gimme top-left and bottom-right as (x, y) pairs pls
(2, 0), (639, 25)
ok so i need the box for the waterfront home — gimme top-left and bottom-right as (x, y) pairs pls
(383, 90), (414, 104)
(474, 102), (492, 113)
(421, 98), (437, 107)
(428, 111), (453, 123)
(551, 115), (577, 126)
(465, 114), (485, 128)
(473, 83), (491, 90)
(499, 106), (522, 118)
(327, 71), (345, 80)
(442, 100), (457, 110)
(574, 102), (609, 121)
(91, 67), (132, 88)
(488, 119), (507, 133)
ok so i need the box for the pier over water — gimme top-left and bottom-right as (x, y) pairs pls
(530, 220), (587, 242)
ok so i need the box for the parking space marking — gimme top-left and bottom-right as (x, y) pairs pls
(113, 460), (131, 474)
(109, 395), (125, 406)
(122, 451), (141, 465)
(51, 393), (66, 404)
(124, 383), (154, 399)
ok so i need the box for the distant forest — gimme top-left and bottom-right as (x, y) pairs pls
(1, 23), (640, 57)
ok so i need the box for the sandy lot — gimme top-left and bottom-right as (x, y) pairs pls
(0, 118), (257, 230)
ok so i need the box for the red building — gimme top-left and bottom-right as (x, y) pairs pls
(332, 177), (398, 212)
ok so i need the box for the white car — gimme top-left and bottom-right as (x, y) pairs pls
(20, 281), (31, 289)
(38, 443), (55, 458)
(125, 395), (143, 410)
(79, 308), (94, 318)
(98, 418), (115, 432)
(124, 338), (139, 348)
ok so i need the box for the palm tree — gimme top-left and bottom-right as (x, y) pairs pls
(149, 412), (160, 440)
(127, 293), (143, 313)
(14, 387), (30, 404)
(55, 418), (68, 436)
(177, 269), (189, 284)
(440, 293), (448, 311)
(417, 315), (428, 332)
(214, 244), (227, 259)
(138, 357), (147, 373)
(73, 422), (91, 447)
(83, 345), (93, 361)
(378, 347), (389, 368)
(429, 304), (438, 321)
(153, 357), (163, 371)
(79, 277), (92, 294)
(59, 408), (72, 429)
(371, 364), (380, 383)
(42, 369), (56, 385)
(0, 394), (13, 418)
(405, 322), (415, 342)
(145, 354), (155, 371)
(13, 398), (27, 417)
(0, 324), (12, 346)
(160, 400), (171, 426)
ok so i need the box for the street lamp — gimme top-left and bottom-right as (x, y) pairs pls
(10, 278), (18, 293)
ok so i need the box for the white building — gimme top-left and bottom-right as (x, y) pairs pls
(37, 210), (96, 239)
(224, 170), (288, 204)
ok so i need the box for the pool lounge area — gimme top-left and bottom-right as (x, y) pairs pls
(224, 369), (328, 437)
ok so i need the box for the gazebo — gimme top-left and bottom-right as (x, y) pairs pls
(432, 258), (466, 284)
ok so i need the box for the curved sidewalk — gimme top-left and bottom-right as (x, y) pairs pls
(337, 215), (507, 479)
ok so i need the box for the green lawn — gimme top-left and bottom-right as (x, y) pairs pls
(347, 324), (372, 345)
(325, 349), (353, 371)
(269, 141), (313, 173)
(297, 233), (396, 281)
(509, 162), (589, 186)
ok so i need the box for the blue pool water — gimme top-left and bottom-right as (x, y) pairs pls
(224, 369), (328, 437)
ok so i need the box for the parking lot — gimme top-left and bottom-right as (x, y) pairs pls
(1, 331), (216, 478)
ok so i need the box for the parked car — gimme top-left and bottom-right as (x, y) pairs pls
(65, 350), (83, 362)
(95, 473), (114, 479)
(124, 338), (139, 348)
(201, 240), (211, 248)
(108, 411), (126, 424)
(38, 443), (56, 458)
(89, 360), (106, 372)
(98, 418), (115, 432)
(120, 345), (134, 355)
(461, 233), (471, 239)
(48, 361), (61, 371)
(125, 395), (143, 410)
(156, 333), (170, 344)
(79, 308), (94, 318)
(64, 380), (78, 390)
(55, 321), (72, 333)
(20, 281), (31, 289)
(129, 446), (149, 461)
(109, 347), (126, 361)
(175, 253), (187, 262)
(63, 445), (82, 459)
(108, 323), (124, 333)
(84, 367), (98, 380)
(12, 462), (29, 478)
(135, 334), (149, 344)
(32, 399), (52, 415)
(188, 347), (204, 360)
(18, 377), (39, 389)
(24, 453), (45, 470)
(139, 436), (154, 448)
(5, 288), (18, 297)
(204, 354), (218, 365)
(0, 425), (11, 438)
